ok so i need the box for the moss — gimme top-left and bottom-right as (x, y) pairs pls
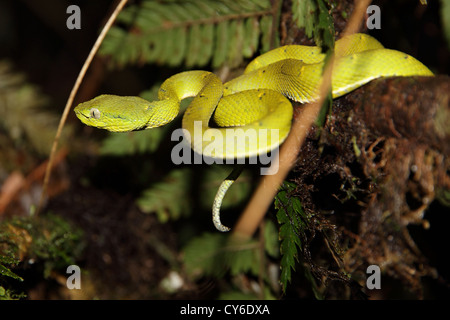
(0, 213), (85, 298)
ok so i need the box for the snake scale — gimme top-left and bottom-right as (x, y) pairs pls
(75, 33), (433, 232)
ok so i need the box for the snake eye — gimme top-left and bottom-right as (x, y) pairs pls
(89, 108), (101, 119)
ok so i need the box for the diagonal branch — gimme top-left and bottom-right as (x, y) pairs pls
(232, 0), (373, 239)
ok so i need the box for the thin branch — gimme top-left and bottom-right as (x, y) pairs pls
(232, 0), (373, 239)
(36, 0), (129, 215)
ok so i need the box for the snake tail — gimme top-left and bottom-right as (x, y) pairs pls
(212, 165), (245, 232)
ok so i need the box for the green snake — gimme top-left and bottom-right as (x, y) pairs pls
(74, 33), (433, 232)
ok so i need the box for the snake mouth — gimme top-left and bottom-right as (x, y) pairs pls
(76, 111), (90, 120)
(74, 107), (101, 129)
(74, 106), (89, 119)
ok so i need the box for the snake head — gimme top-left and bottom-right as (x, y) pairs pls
(74, 94), (153, 132)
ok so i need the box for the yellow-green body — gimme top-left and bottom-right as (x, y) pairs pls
(75, 33), (432, 158)
(74, 33), (433, 231)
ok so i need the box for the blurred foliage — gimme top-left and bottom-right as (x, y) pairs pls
(441, 0), (450, 49)
(0, 214), (84, 299)
(0, 61), (71, 156)
(137, 168), (193, 222)
(182, 219), (280, 299)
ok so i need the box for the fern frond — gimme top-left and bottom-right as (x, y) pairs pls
(292, 0), (318, 39)
(136, 169), (192, 222)
(99, 127), (169, 156)
(291, 0), (335, 48)
(182, 231), (262, 278)
(100, 0), (279, 69)
(275, 182), (307, 292)
(182, 232), (227, 277)
(441, 0), (450, 50)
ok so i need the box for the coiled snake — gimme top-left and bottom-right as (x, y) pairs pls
(75, 33), (433, 231)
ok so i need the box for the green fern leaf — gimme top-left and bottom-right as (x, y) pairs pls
(183, 231), (261, 278)
(0, 61), (71, 155)
(242, 17), (260, 58)
(263, 219), (279, 258)
(226, 237), (260, 276)
(441, 0), (450, 50)
(99, 129), (167, 156)
(291, 0), (334, 49)
(100, 0), (277, 69)
(183, 219), (279, 280)
(259, 14), (279, 53)
(186, 24), (203, 67)
(136, 168), (192, 223)
(169, 27), (188, 66)
(183, 232), (227, 277)
(316, 0), (335, 50)
(292, 0), (318, 39)
(275, 182), (306, 292)
(212, 20), (230, 68)
(226, 19), (244, 68)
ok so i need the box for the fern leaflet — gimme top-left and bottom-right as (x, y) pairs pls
(100, 0), (280, 69)
(275, 182), (307, 292)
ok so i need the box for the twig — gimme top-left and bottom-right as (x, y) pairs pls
(36, 0), (129, 215)
(232, 0), (372, 239)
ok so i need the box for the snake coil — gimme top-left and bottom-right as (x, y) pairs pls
(75, 33), (433, 231)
